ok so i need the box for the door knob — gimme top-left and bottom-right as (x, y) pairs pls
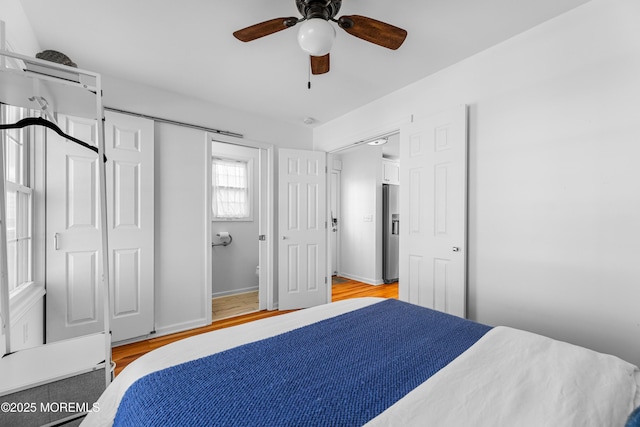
(452, 247), (460, 252)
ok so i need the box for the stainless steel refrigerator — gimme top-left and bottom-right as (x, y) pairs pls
(382, 184), (400, 283)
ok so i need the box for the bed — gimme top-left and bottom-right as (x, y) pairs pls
(83, 298), (640, 426)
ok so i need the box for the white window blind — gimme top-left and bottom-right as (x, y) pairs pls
(212, 157), (250, 219)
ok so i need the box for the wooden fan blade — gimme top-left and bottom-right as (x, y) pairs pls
(310, 54), (330, 75)
(233, 17), (298, 42)
(338, 15), (407, 50)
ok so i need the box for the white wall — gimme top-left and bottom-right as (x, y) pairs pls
(211, 142), (260, 297)
(6, 0), (640, 366)
(153, 123), (211, 334)
(109, 79), (312, 334)
(10, 299), (44, 352)
(315, 0), (640, 366)
(2, 0), (315, 338)
(102, 78), (312, 334)
(0, 0), (39, 55)
(337, 145), (383, 284)
(101, 74), (312, 150)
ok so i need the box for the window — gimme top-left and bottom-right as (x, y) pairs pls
(1, 104), (34, 295)
(212, 157), (251, 220)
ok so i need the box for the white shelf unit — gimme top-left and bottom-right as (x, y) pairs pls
(0, 333), (107, 396)
(0, 50), (112, 409)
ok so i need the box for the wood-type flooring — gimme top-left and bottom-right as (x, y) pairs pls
(112, 278), (397, 376)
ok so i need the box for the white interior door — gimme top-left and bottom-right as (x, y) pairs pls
(46, 115), (102, 342)
(104, 111), (154, 342)
(399, 105), (468, 317)
(278, 148), (327, 310)
(46, 112), (154, 342)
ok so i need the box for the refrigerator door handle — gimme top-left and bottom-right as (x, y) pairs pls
(391, 215), (400, 235)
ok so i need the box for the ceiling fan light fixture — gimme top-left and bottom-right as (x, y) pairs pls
(297, 18), (336, 56)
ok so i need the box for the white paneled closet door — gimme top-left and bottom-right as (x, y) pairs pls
(399, 105), (468, 318)
(104, 111), (154, 342)
(46, 111), (154, 343)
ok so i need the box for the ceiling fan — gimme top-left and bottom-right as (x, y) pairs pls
(233, 0), (408, 75)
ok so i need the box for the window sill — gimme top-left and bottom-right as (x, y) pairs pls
(212, 217), (254, 222)
(9, 282), (46, 323)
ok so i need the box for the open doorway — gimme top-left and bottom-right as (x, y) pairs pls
(210, 140), (266, 320)
(329, 132), (400, 286)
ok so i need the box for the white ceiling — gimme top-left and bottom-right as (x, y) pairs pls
(18, 0), (591, 128)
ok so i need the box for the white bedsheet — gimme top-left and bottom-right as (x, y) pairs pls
(83, 298), (640, 426)
(367, 326), (640, 427)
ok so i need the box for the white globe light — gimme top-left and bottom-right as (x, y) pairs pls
(297, 18), (336, 56)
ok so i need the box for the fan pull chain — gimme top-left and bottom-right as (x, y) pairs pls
(308, 59), (312, 89)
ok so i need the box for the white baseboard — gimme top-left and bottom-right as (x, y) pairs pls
(212, 286), (259, 299)
(336, 272), (384, 286)
(113, 318), (210, 347)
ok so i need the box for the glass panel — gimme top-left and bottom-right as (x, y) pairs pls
(1, 104), (34, 294)
(212, 158), (250, 219)
(6, 138), (21, 184)
(6, 241), (16, 292)
(5, 190), (16, 242)
(18, 191), (32, 286)
(2, 104), (24, 142)
(17, 239), (31, 286)
(2, 105), (26, 185)
(18, 191), (31, 239)
(5, 190), (33, 292)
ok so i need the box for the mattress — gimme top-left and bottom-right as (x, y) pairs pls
(83, 298), (640, 426)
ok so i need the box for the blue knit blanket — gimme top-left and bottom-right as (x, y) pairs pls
(114, 299), (491, 426)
